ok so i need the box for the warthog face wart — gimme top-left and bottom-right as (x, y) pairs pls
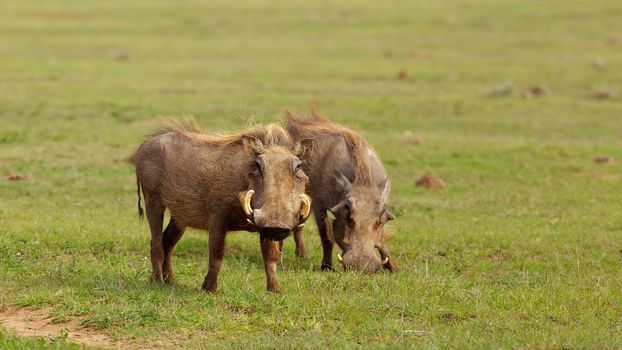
(239, 136), (313, 241)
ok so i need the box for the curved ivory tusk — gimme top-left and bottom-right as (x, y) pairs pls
(382, 257), (389, 265)
(299, 193), (312, 220)
(239, 190), (254, 217)
(337, 253), (344, 262)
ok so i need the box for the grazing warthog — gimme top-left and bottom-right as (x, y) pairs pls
(286, 110), (398, 273)
(131, 122), (313, 292)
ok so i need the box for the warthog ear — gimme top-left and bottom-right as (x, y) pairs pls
(385, 210), (396, 221)
(294, 138), (314, 160)
(330, 200), (350, 218)
(241, 135), (265, 155)
(335, 171), (352, 193)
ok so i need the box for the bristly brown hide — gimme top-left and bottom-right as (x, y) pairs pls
(131, 119), (310, 293)
(285, 109), (397, 274)
(285, 108), (375, 186)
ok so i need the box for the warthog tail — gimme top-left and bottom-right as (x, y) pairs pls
(136, 174), (144, 221)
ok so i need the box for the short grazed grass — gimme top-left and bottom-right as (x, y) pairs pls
(1, 0), (621, 348)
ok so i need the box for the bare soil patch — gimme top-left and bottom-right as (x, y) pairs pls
(591, 88), (616, 100)
(0, 306), (143, 349)
(415, 173), (444, 190)
(607, 35), (621, 46)
(592, 58), (607, 70)
(6, 173), (26, 181)
(521, 85), (549, 98)
(397, 69), (410, 80)
(594, 156), (615, 164)
(403, 131), (422, 145)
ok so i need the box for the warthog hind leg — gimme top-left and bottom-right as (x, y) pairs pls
(162, 218), (186, 284)
(144, 190), (165, 283)
(293, 225), (309, 259)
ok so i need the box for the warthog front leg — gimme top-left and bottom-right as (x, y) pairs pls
(293, 225), (309, 259)
(314, 210), (334, 271)
(202, 222), (226, 293)
(260, 235), (281, 292)
(162, 218), (186, 284)
(144, 191), (165, 283)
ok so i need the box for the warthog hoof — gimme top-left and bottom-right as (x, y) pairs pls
(266, 282), (281, 293)
(295, 248), (309, 260)
(201, 277), (218, 293)
(151, 273), (164, 284)
(320, 262), (334, 271)
(163, 273), (176, 285)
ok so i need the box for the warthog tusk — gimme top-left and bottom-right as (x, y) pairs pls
(337, 253), (344, 262)
(238, 190), (254, 217)
(299, 193), (312, 220)
(382, 257), (389, 265)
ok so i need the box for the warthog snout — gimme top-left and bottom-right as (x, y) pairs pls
(338, 250), (384, 274)
(253, 208), (292, 231)
(337, 239), (391, 274)
(239, 190), (312, 240)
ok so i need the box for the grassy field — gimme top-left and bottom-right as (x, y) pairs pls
(1, 0), (621, 348)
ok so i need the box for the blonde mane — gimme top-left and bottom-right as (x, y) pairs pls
(161, 117), (294, 148)
(285, 109), (376, 185)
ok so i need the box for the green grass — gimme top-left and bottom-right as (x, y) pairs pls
(0, 329), (81, 350)
(1, 0), (622, 348)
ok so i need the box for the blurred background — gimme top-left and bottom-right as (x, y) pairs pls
(1, 1), (621, 348)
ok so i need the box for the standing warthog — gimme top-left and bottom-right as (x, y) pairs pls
(131, 122), (313, 292)
(286, 110), (398, 273)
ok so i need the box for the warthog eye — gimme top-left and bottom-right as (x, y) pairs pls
(251, 159), (262, 177)
(294, 164), (305, 179)
(343, 201), (352, 219)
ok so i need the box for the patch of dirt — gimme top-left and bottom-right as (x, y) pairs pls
(415, 173), (444, 190)
(403, 131), (421, 145)
(397, 69), (410, 80)
(592, 58), (606, 70)
(384, 49), (395, 58)
(521, 85), (549, 98)
(114, 50), (130, 62)
(607, 36), (621, 46)
(594, 156), (615, 164)
(485, 82), (515, 97)
(547, 315), (561, 324)
(489, 252), (502, 262)
(439, 312), (476, 324)
(591, 88), (616, 100)
(406, 50), (434, 60)
(6, 173), (26, 181)
(0, 306), (142, 349)
(440, 312), (458, 324)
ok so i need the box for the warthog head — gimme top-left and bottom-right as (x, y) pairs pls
(238, 135), (314, 241)
(331, 173), (395, 273)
